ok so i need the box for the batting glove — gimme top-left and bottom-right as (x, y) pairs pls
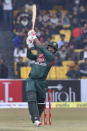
(28, 29), (37, 40)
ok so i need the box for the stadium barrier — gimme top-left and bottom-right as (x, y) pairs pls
(0, 79), (87, 107)
(0, 102), (87, 108)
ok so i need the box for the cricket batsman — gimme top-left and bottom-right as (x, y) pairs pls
(26, 30), (58, 126)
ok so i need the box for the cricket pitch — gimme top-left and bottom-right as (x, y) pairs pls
(0, 108), (87, 131)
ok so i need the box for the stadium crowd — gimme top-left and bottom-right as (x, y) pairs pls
(0, 0), (87, 79)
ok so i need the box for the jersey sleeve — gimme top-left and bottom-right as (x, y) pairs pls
(27, 50), (37, 60)
(38, 45), (55, 63)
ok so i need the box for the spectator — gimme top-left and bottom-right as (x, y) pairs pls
(13, 42), (27, 62)
(50, 13), (59, 25)
(80, 44), (87, 60)
(1, 0), (15, 31)
(79, 5), (87, 25)
(13, 41), (29, 78)
(44, 29), (51, 42)
(71, 18), (80, 29)
(71, 18), (83, 40)
(14, 5), (32, 32)
(15, 5), (31, 21)
(61, 13), (71, 26)
(66, 44), (79, 62)
(38, 10), (49, 23)
(71, 18), (83, 48)
(64, 42), (70, 49)
(57, 34), (66, 49)
(39, 31), (44, 43)
(45, 36), (51, 45)
(82, 23), (87, 48)
(13, 0), (33, 9)
(19, 16), (31, 30)
(80, 57), (87, 77)
(55, 45), (68, 66)
(13, 30), (27, 47)
(0, 57), (8, 78)
(43, 20), (51, 29)
(16, 57), (27, 78)
(71, 10), (79, 21)
(82, 23), (87, 37)
(24, 2), (33, 11)
(66, 62), (80, 79)
(50, 23), (59, 35)
(70, 38), (80, 49)
(72, 3), (79, 12)
(71, 26), (83, 41)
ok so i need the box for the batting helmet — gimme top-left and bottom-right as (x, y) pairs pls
(47, 41), (58, 52)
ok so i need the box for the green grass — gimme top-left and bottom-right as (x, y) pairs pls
(0, 108), (87, 131)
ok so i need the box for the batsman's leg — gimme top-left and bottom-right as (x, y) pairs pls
(26, 91), (40, 123)
(37, 97), (45, 116)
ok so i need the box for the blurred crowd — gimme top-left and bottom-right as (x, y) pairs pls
(0, 57), (8, 78)
(0, 0), (87, 79)
(12, 2), (87, 79)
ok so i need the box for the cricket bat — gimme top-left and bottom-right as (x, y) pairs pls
(32, 4), (36, 29)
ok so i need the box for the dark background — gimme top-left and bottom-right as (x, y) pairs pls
(0, 0), (87, 20)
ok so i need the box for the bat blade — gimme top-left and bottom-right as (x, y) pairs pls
(32, 4), (36, 29)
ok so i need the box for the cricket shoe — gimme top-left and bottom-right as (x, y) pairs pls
(34, 120), (42, 127)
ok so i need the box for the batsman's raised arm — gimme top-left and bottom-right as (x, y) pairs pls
(26, 30), (58, 63)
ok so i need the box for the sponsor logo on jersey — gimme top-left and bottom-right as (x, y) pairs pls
(35, 62), (47, 66)
(37, 53), (45, 62)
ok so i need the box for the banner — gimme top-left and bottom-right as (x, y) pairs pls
(0, 79), (87, 108)
(23, 80), (81, 102)
(0, 79), (87, 103)
(0, 102), (87, 108)
(0, 80), (22, 102)
(81, 79), (87, 102)
(46, 80), (81, 102)
(22, 80), (86, 102)
(52, 102), (87, 108)
(0, 103), (28, 108)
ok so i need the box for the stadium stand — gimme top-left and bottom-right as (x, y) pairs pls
(1, 0), (87, 79)
(20, 66), (69, 80)
(20, 66), (31, 79)
(13, 3), (87, 79)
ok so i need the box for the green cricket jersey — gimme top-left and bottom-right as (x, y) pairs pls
(27, 45), (55, 80)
